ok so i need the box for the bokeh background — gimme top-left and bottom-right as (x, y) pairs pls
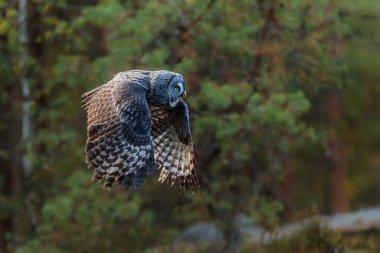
(1, 0), (380, 252)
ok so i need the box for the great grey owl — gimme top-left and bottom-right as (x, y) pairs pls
(81, 70), (199, 193)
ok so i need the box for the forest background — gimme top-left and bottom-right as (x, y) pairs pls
(1, 0), (380, 252)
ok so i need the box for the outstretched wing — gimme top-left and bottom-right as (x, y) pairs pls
(81, 79), (154, 189)
(149, 100), (200, 193)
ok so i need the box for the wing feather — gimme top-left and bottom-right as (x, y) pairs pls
(149, 100), (200, 193)
(82, 76), (154, 189)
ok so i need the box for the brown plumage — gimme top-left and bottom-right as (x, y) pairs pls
(81, 70), (199, 193)
(150, 105), (200, 193)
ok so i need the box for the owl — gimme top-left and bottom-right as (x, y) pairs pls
(81, 70), (199, 193)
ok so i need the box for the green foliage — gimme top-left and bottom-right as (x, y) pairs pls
(18, 171), (154, 253)
(1, 0), (379, 252)
(241, 221), (344, 253)
(242, 223), (380, 253)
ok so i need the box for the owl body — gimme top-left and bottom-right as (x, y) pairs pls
(82, 70), (199, 193)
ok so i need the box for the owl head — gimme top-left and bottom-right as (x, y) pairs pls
(147, 70), (186, 108)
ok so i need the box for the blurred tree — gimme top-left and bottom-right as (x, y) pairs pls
(0, 0), (378, 252)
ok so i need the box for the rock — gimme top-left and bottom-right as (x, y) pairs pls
(175, 222), (224, 244)
(234, 213), (262, 239)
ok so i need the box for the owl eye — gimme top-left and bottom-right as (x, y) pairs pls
(175, 82), (184, 92)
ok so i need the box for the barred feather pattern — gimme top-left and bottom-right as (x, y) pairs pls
(149, 103), (200, 193)
(81, 80), (154, 189)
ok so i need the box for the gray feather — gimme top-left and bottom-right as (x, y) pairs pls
(82, 70), (199, 192)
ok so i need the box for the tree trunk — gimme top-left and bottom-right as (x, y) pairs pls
(9, 82), (28, 250)
(325, 91), (348, 213)
(19, 0), (33, 175)
(4, 0), (35, 249)
(279, 154), (294, 222)
(223, 219), (240, 253)
(0, 88), (12, 253)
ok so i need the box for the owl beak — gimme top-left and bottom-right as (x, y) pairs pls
(170, 100), (179, 107)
